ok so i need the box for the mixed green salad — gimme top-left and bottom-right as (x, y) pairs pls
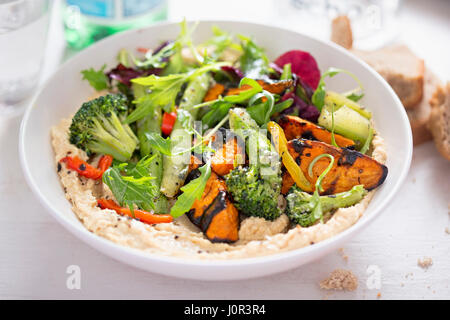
(59, 21), (388, 244)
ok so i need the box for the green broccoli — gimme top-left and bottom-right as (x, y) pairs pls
(69, 93), (139, 162)
(226, 165), (282, 220)
(225, 108), (282, 220)
(286, 185), (368, 227)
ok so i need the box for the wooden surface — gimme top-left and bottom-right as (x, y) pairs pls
(0, 0), (449, 299)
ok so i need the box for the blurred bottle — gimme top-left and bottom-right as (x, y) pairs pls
(63, 0), (168, 50)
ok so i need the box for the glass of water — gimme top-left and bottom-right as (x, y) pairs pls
(0, 0), (51, 116)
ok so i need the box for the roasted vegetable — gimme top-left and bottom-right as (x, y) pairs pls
(187, 172), (239, 243)
(60, 155), (113, 180)
(160, 73), (211, 198)
(226, 165), (282, 220)
(226, 79), (293, 97)
(97, 199), (173, 225)
(287, 139), (387, 194)
(203, 83), (225, 102)
(278, 115), (356, 148)
(286, 185), (367, 227)
(68, 93), (139, 162)
(225, 109), (282, 220)
(210, 137), (244, 176)
(281, 171), (295, 195)
(267, 121), (312, 192)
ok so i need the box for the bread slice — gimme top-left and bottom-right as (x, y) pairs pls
(331, 16), (353, 49)
(352, 46), (425, 109)
(428, 82), (450, 160)
(407, 70), (442, 145)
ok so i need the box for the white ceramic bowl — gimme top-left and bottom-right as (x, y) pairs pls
(19, 20), (412, 281)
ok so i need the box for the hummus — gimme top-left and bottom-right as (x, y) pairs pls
(51, 116), (387, 260)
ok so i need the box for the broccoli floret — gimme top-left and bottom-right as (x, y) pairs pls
(225, 165), (282, 220)
(286, 185), (367, 227)
(69, 93), (138, 162)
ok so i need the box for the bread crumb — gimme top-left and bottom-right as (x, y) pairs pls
(418, 257), (433, 269)
(338, 248), (349, 262)
(319, 269), (358, 291)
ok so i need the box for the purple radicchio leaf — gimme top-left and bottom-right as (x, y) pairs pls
(107, 64), (160, 87)
(280, 91), (320, 123)
(220, 65), (244, 81)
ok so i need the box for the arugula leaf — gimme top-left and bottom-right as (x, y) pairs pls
(201, 101), (232, 129)
(311, 67), (363, 111)
(126, 62), (229, 124)
(103, 156), (158, 212)
(144, 132), (172, 156)
(272, 98), (294, 114)
(224, 77), (263, 103)
(81, 64), (109, 91)
(238, 35), (270, 79)
(170, 161), (212, 218)
(247, 90), (275, 126)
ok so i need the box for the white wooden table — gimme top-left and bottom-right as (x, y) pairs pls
(1, 0), (449, 299)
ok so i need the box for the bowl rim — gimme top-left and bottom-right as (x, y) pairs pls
(19, 19), (413, 269)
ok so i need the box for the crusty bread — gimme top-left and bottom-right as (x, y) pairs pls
(352, 46), (425, 109)
(428, 82), (450, 160)
(407, 70), (442, 145)
(331, 16), (353, 49)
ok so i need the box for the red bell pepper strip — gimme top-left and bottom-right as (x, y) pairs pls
(60, 155), (113, 180)
(97, 199), (173, 224)
(161, 111), (177, 136)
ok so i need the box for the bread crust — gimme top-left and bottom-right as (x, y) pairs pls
(428, 83), (450, 160)
(331, 16), (353, 50)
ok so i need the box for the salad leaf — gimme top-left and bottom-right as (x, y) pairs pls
(144, 132), (172, 156)
(223, 77), (263, 103)
(81, 64), (109, 91)
(107, 63), (146, 87)
(126, 62), (229, 123)
(247, 90), (275, 126)
(201, 101), (232, 129)
(170, 161), (212, 218)
(204, 25), (240, 60)
(311, 67), (363, 111)
(238, 35), (270, 79)
(103, 156), (158, 212)
(135, 41), (175, 69)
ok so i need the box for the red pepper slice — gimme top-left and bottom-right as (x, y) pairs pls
(97, 199), (173, 224)
(60, 155), (113, 180)
(161, 111), (177, 136)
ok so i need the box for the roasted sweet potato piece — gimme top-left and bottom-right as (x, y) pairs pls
(281, 171), (295, 194)
(211, 137), (244, 176)
(187, 172), (239, 243)
(279, 115), (355, 148)
(203, 83), (225, 102)
(226, 79), (294, 97)
(203, 191), (239, 243)
(287, 139), (387, 194)
(188, 155), (201, 173)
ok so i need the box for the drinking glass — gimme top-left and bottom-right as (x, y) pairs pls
(0, 0), (51, 116)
